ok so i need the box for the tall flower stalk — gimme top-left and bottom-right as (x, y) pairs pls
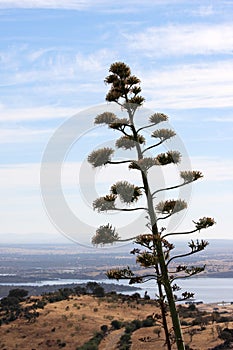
(88, 62), (215, 350)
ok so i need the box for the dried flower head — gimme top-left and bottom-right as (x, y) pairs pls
(106, 266), (134, 280)
(129, 157), (157, 172)
(92, 224), (119, 246)
(93, 195), (116, 212)
(111, 181), (142, 203)
(180, 171), (203, 183)
(115, 135), (145, 150)
(155, 151), (181, 165)
(193, 217), (216, 231)
(152, 128), (176, 141)
(136, 251), (158, 268)
(149, 113), (168, 124)
(109, 118), (130, 130)
(155, 199), (187, 214)
(94, 112), (117, 125)
(87, 147), (114, 167)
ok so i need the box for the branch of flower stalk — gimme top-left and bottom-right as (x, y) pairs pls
(166, 252), (196, 266)
(174, 292), (195, 302)
(132, 274), (160, 283)
(142, 276), (159, 283)
(134, 242), (153, 250)
(105, 160), (133, 165)
(137, 123), (159, 133)
(142, 140), (165, 154)
(120, 128), (131, 137)
(162, 217), (215, 238)
(170, 268), (205, 282)
(152, 181), (193, 198)
(166, 249), (205, 266)
(157, 213), (173, 221)
(117, 236), (139, 242)
(113, 207), (148, 212)
(162, 228), (199, 239)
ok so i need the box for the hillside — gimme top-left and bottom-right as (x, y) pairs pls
(1, 288), (233, 350)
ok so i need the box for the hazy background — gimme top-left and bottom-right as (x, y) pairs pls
(0, 0), (232, 245)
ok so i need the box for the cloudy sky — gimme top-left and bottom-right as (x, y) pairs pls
(0, 0), (232, 245)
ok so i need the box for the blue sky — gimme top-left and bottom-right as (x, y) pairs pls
(0, 0), (232, 245)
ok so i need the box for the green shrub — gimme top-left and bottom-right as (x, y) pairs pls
(118, 333), (132, 350)
(125, 324), (136, 333)
(131, 319), (142, 329)
(100, 324), (108, 333)
(188, 303), (197, 311)
(8, 289), (28, 300)
(76, 331), (104, 350)
(142, 317), (155, 327)
(111, 319), (122, 329)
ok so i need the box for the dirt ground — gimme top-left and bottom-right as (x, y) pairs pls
(0, 295), (232, 350)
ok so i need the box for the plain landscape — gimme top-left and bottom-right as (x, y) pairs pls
(0, 240), (233, 349)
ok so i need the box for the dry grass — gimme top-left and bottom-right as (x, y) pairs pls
(0, 295), (233, 349)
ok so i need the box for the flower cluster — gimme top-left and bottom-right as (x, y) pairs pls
(134, 234), (154, 248)
(155, 199), (187, 214)
(93, 195), (116, 212)
(92, 224), (119, 246)
(106, 266), (134, 280)
(156, 151), (181, 165)
(104, 62), (145, 106)
(111, 181), (142, 203)
(136, 251), (158, 268)
(94, 112), (117, 125)
(152, 128), (176, 141)
(115, 135), (145, 150)
(188, 239), (209, 253)
(180, 171), (203, 183)
(109, 118), (130, 130)
(149, 113), (168, 124)
(88, 147), (114, 167)
(129, 157), (157, 172)
(193, 217), (216, 231)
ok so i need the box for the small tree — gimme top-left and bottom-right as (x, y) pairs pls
(87, 62), (215, 350)
(8, 288), (28, 301)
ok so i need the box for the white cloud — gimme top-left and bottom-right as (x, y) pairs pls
(0, 157), (232, 241)
(0, 105), (80, 122)
(0, 0), (90, 9)
(191, 157), (233, 182)
(126, 23), (233, 56)
(27, 48), (58, 62)
(205, 117), (233, 123)
(0, 161), (139, 191)
(0, 163), (40, 189)
(0, 46), (114, 86)
(75, 50), (113, 72)
(140, 60), (233, 109)
(1, 155), (232, 195)
(0, 0), (186, 10)
(0, 162), (99, 191)
(0, 127), (52, 143)
(197, 5), (214, 17)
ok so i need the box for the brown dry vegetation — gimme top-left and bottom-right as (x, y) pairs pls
(0, 293), (233, 350)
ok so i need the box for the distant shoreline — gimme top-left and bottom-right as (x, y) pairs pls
(0, 282), (139, 299)
(1, 271), (233, 285)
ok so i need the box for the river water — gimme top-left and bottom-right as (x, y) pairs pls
(1, 277), (233, 304)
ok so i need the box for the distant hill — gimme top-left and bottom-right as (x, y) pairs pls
(1, 291), (233, 349)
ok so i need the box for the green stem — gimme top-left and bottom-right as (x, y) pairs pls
(156, 237), (185, 350)
(126, 103), (185, 350)
(155, 264), (172, 350)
